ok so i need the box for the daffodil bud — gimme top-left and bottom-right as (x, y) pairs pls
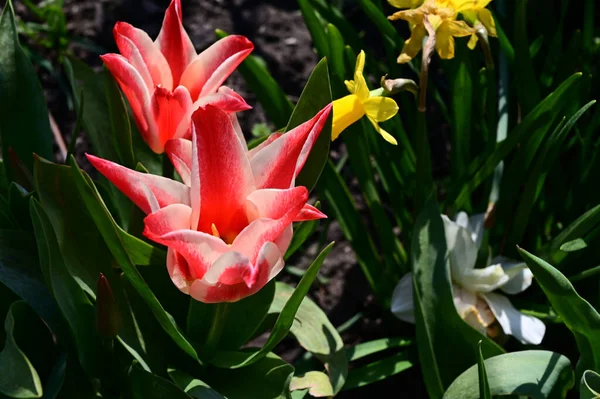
(380, 76), (419, 97)
(96, 273), (122, 339)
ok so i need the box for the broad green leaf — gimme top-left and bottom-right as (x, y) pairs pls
(216, 30), (293, 128)
(285, 58), (332, 192)
(0, 229), (62, 335)
(30, 200), (102, 377)
(412, 197), (503, 398)
(0, 0), (53, 171)
(68, 157), (199, 362)
(518, 247), (600, 376)
(0, 301), (43, 398)
(560, 238), (588, 253)
(343, 351), (412, 391)
(549, 204), (600, 262)
(203, 353), (293, 399)
(8, 183), (33, 231)
(187, 280), (275, 355)
(326, 24), (345, 83)
(443, 350), (574, 399)
(290, 372), (333, 397)
(269, 282), (347, 394)
(168, 369), (224, 399)
(211, 243), (334, 369)
(130, 364), (192, 399)
(41, 353), (66, 399)
(580, 370), (600, 399)
(476, 341), (491, 399)
(345, 337), (412, 362)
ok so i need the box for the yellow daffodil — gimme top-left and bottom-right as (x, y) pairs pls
(332, 51), (399, 145)
(447, 0), (497, 49)
(388, 0), (423, 9)
(388, 0), (473, 63)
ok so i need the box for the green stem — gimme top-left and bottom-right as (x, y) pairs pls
(203, 302), (230, 359)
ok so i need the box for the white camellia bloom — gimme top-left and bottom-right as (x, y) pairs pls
(391, 212), (546, 345)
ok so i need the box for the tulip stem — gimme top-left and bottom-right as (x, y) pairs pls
(203, 302), (230, 358)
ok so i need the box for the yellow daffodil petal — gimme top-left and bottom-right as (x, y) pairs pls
(352, 51), (370, 100)
(364, 96), (399, 123)
(331, 94), (365, 140)
(435, 23), (456, 59)
(367, 116), (398, 145)
(447, 20), (474, 37)
(345, 79), (356, 93)
(467, 33), (478, 49)
(398, 23), (427, 63)
(427, 14), (444, 31)
(389, 7), (425, 24)
(478, 8), (497, 37)
(388, 0), (423, 9)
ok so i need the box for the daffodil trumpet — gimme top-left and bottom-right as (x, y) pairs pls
(331, 50), (399, 145)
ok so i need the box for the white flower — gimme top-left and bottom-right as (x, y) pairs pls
(391, 212), (546, 345)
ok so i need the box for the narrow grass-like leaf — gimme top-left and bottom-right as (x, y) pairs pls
(477, 341), (491, 399)
(343, 351), (412, 391)
(211, 243), (333, 369)
(345, 337), (412, 362)
(580, 370), (600, 399)
(514, 0), (541, 114)
(518, 247), (600, 376)
(297, 0), (328, 57)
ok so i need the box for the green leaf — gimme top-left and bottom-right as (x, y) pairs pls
(580, 370), (600, 399)
(514, 0), (541, 115)
(269, 282), (347, 394)
(0, 229), (63, 335)
(297, 0), (329, 58)
(285, 58), (332, 192)
(284, 206), (321, 260)
(476, 341), (491, 399)
(343, 351), (412, 391)
(357, 0), (403, 46)
(204, 353), (294, 399)
(104, 70), (136, 169)
(345, 337), (412, 362)
(0, 0), (53, 171)
(130, 364), (192, 399)
(67, 157), (199, 362)
(168, 369), (224, 399)
(216, 30), (293, 128)
(443, 350), (574, 399)
(0, 301), (43, 399)
(290, 371), (333, 397)
(30, 200), (102, 377)
(518, 247), (600, 376)
(560, 238), (588, 253)
(549, 204), (600, 262)
(211, 243), (334, 369)
(412, 197), (503, 397)
(187, 280), (275, 355)
(449, 73), (582, 209)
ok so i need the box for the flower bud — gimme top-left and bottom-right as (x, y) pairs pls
(380, 76), (419, 96)
(95, 273), (122, 339)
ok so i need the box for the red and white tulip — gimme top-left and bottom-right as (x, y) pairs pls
(101, 0), (253, 153)
(87, 104), (331, 303)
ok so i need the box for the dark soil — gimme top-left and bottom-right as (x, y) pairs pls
(15, 0), (407, 397)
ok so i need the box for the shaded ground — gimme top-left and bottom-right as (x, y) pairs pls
(15, 0), (411, 396)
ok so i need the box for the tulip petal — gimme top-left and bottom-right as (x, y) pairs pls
(143, 203), (193, 237)
(165, 138), (192, 186)
(180, 35), (254, 100)
(155, 0), (196, 86)
(250, 104), (332, 189)
(443, 214), (478, 273)
(151, 229), (229, 280)
(151, 85), (193, 152)
(101, 54), (159, 152)
(294, 204), (327, 222)
(192, 86), (251, 114)
(190, 242), (283, 303)
(481, 292), (546, 345)
(391, 272), (415, 323)
(113, 22), (173, 91)
(191, 106), (255, 237)
(453, 285), (495, 333)
(247, 133), (283, 159)
(87, 154), (190, 214)
(455, 264), (510, 293)
(234, 186), (308, 263)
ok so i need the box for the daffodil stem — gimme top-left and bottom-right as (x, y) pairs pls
(415, 19), (436, 211)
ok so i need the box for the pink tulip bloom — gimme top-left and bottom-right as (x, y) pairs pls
(87, 104), (331, 303)
(101, 0), (253, 154)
